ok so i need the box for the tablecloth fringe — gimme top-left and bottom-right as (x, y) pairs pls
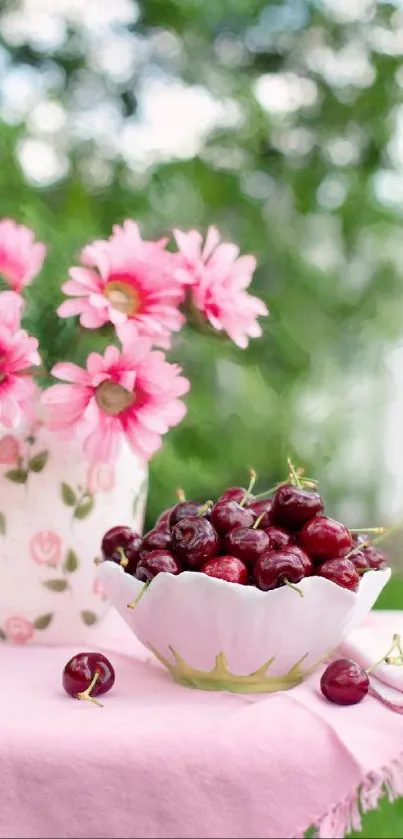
(311, 755), (403, 838)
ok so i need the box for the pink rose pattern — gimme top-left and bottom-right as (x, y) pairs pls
(5, 615), (34, 644)
(30, 531), (62, 566)
(0, 435), (19, 464)
(87, 462), (115, 494)
(92, 578), (107, 600)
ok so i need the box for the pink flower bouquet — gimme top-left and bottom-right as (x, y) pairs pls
(0, 218), (268, 461)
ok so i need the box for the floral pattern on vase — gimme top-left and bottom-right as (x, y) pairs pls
(0, 423), (147, 645)
(30, 531), (62, 567)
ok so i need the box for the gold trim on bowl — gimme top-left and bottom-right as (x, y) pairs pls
(148, 645), (324, 693)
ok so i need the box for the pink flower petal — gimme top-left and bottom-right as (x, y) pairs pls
(51, 362), (91, 386)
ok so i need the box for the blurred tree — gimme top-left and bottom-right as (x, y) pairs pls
(0, 0), (403, 529)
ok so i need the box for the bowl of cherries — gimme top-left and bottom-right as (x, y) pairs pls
(97, 464), (391, 694)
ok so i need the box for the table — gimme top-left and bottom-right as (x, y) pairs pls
(1, 610), (402, 839)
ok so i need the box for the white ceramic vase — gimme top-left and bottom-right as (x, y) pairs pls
(0, 423), (147, 645)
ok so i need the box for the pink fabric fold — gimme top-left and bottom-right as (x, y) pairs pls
(1, 610), (403, 839)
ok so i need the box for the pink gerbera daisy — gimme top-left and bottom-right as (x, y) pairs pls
(41, 338), (190, 463)
(57, 220), (186, 349)
(0, 219), (47, 292)
(173, 226), (268, 349)
(0, 291), (41, 428)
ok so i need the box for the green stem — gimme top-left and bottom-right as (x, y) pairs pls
(253, 512), (266, 529)
(118, 547), (129, 568)
(283, 578), (304, 597)
(127, 580), (151, 609)
(254, 482), (284, 500)
(240, 469), (257, 507)
(366, 635), (403, 674)
(349, 527), (386, 535)
(287, 458), (301, 488)
(76, 671), (103, 707)
(197, 500), (213, 517)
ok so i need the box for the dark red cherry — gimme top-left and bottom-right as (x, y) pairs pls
(352, 533), (370, 547)
(254, 550), (305, 591)
(100, 525), (141, 574)
(136, 549), (182, 582)
(62, 652), (115, 706)
(168, 501), (209, 528)
(320, 658), (369, 705)
(155, 507), (173, 530)
(283, 546), (314, 576)
(348, 550), (370, 572)
(218, 487), (249, 504)
(363, 545), (389, 570)
(201, 555), (248, 584)
(299, 516), (352, 562)
(210, 500), (255, 535)
(264, 525), (294, 551)
(271, 484), (324, 530)
(249, 499), (273, 528)
(139, 528), (171, 558)
(171, 517), (220, 569)
(224, 527), (270, 568)
(316, 558), (359, 591)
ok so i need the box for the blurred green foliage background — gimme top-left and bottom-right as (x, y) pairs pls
(1, 0), (403, 833)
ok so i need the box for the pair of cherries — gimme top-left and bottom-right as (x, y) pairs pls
(63, 636), (403, 709)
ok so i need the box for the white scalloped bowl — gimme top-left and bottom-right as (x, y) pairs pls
(97, 561), (391, 693)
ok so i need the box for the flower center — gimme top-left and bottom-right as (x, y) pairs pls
(95, 381), (134, 416)
(104, 278), (140, 316)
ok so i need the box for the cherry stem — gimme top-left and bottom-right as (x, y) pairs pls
(76, 671), (103, 708)
(127, 580), (151, 609)
(366, 635), (403, 674)
(253, 512), (266, 529)
(349, 527), (386, 535)
(118, 547), (129, 568)
(346, 517), (403, 560)
(197, 500), (213, 516)
(254, 482), (283, 500)
(283, 578), (304, 597)
(93, 557), (100, 566)
(240, 469), (257, 507)
(176, 488), (186, 502)
(287, 458), (301, 489)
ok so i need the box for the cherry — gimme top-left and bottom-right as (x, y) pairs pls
(283, 546), (314, 576)
(320, 658), (369, 705)
(224, 526), (270, 568)
(171, 517), (220, 569)
(363, 545), (389, 570)
(63, 652), (115, 707)
(218, 487), (248, 504)
(201, 555), (248, 584)
(210, 500), (255, 535)
(352, 533), (370, 547)
(254, 550), (305, 592)
(299, 516), (352, 562)
(271, 484), (324, 530)
(316, 557), (360, 591)
(100, 525), (141, 574)
(139, 528), (171, 558)
(168, 501), (209, 529)
(136, 549), (183, 582)
(249, 499), (273, 528)
(264, 525), (294, 551)
(347, 549), (370, 572)
(155, 508), (173, 530)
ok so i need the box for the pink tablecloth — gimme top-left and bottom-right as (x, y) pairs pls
(1, 610), (403, 839)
